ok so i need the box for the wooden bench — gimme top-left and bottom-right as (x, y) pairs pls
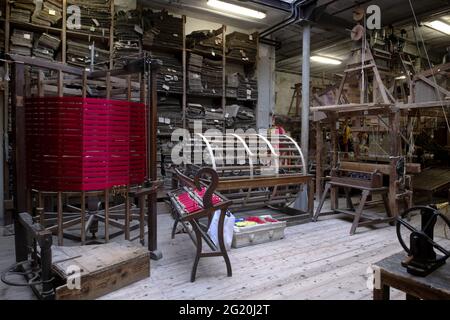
(313, 168), (395, 235)
(168, 168), (233, 282)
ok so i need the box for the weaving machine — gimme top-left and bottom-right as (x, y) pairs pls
(9, 54), (162, 255)
(313, 160), (420, 234)
(177, 132), (314, 216)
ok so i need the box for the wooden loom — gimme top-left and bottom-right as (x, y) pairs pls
(177, 132), (314, 218)
(311, 41), (429, 222)
(8, 54), (162, 256)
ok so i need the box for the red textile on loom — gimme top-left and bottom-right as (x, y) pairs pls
(25, 97), (147, 191)
(176, 192), (201, 213)
(194, 187), (222, 204)
(175, 187), (223, 214)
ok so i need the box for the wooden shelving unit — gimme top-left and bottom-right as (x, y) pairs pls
(2, 4), (260, 186)
(2, 4), (259, 122)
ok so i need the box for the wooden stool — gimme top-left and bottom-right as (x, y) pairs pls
(313, 181), (395, 235)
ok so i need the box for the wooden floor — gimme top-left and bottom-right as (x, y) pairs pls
(1, 198), (449, 300)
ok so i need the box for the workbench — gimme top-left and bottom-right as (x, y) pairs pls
(412, 168), (450, 203)
(372, 252), (450, 300)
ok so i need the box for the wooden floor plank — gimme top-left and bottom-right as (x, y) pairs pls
(2, 198), (448, 300)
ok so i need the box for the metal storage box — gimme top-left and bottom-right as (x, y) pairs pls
(232, 220), (287, 248)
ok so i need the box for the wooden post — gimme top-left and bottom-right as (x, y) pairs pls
(104, 189), (109, 242)
(38, 71), (45, 97)
(106, 72), (111, 99)
(389, 110), (401, 217)
(182, 15), (187, 129)
(80, 191), (85, 245)
(57, 192), (63, 245)
(127, 75), (132, 101)
(24, 67), (32, 213)
(109, 0), (115, 69)
(125, 186), (130, 240)
(38, 192), (44, 225)
(139, 195), (145, 245)
(82, 70), (87, 98)
(315, 121), (323, 199)
(11, 63), (27, 213)
(58, 71), (64, 97)
(62, 0), (67, 64)
(148, 61), (161, 259)
(329, 113), (338, 210)
(4, 0), (10, 138)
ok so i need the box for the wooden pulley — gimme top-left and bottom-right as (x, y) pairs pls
(351, 24), (365, 41)
(353, 7), (364, 22)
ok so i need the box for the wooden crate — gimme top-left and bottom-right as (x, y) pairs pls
(52, 242), (150, 300)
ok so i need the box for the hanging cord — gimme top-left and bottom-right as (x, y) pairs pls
(370, 125), (389, 156)
(408, 0), (450, 134)
(361, 12), (367, 103)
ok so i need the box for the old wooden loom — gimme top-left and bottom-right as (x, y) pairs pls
(178, 132), (315, 219)
(1, 54), (169, 299)
(312, 35), (449, 233)
(7, 54), (164, 256)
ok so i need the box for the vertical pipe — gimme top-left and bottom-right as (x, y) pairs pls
(301, 24), (311, 172)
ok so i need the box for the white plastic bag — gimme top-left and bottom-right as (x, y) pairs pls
(207, 210), (235, 251)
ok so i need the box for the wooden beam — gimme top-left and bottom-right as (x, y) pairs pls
(397, 100), (450, 110)
(216, 174), (314, 191)
(8, 54), (83, 75)
(89, 67), (144, 79)
(310, 103), (390, 113)
(414, 62), (450, 79)
(340, 161), (421, 175)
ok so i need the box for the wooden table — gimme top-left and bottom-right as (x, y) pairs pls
(412, 168), (450, 203)
(372, 252), (450, 300)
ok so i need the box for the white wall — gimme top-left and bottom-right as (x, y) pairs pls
(275, 71), (300, 115)
(257, 44), (275, 129)
(275, 71), (334, 115)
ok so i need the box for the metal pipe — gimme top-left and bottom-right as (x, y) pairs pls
(259, 0), (306, 38)
(301, 23), (311, 172)
(246, 0), (291, 12)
